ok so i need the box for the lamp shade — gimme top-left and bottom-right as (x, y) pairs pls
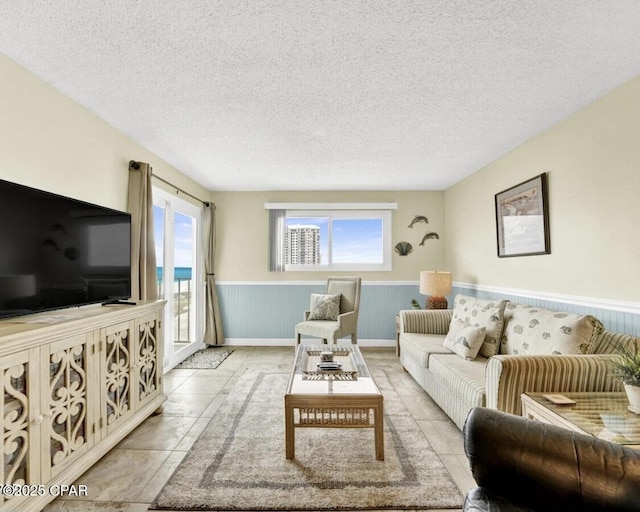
(419, 271), (452, 297)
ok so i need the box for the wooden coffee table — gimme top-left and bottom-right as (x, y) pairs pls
(284, 345), (384, 460)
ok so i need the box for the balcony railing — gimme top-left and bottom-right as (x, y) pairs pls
(157, 276), (193, 344)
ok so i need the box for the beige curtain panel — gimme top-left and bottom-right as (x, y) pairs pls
(203, 202), (225, 345)
(128, 161), (158, 301)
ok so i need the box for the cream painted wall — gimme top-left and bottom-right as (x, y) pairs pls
(445, 74), (640, 303)
(1, 51), (444, 296)
(212, 190), (445, 281)
(0, 53), (208, 211)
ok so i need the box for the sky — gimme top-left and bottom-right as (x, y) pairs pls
(154, 208), (384, 271)
(154, 206), (195, 268)
(286, 217), (383, 264)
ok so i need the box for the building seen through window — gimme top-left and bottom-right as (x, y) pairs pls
(285, 224), (321, 265)
(267, 203), (396, 272)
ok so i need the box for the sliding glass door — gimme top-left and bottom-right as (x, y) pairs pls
(153, 188), (203, 369)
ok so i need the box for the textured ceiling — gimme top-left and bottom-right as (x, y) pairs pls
(2, 1), (640, 191)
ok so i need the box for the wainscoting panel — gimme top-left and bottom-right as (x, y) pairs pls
(216, 281), (639, 345)
(452, 284), (640, 336)
(216, 282), (421, 342)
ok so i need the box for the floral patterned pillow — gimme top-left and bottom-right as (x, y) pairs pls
(451, 294), (508, 358)
(443, 319), (487, 360)
(308, 293), (341, 321)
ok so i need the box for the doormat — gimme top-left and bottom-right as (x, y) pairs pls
(174, 348), (234, 369)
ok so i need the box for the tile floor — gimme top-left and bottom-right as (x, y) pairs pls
(43, 346), (475, 512)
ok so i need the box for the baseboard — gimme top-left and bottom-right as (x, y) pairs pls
(223, 338), (396, 347)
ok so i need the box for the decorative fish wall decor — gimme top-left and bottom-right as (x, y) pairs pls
(408, 215), (429, 228)
(419, 232), (440, 245)
(401, 215), (441, 252)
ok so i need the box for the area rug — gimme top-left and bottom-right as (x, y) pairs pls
(174, 348), (234, 369)
(151, 369), (464, 510)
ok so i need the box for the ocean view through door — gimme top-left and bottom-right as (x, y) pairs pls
(154, 189), (203, 369)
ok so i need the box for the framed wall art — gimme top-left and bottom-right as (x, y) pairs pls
(495, 173), (550, 257)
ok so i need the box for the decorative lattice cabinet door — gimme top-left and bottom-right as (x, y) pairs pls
(134, 312), (163, 410)
(0, 348), (41, 507)
(100, 320), (135, 436)
(0, 300), (166, 512)
(41, 332), (96, 481)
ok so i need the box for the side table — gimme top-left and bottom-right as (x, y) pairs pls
(522, 392), (640, 447)
(395, 315), (400, 356)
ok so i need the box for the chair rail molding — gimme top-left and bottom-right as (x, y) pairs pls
(454, 281), (640, 316)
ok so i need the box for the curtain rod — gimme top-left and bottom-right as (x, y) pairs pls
(129, 160), (210, 206)
(152, 173), (210, 206)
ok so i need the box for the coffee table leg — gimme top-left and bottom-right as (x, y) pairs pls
(375, 402), (384, 461)
(285, 400), (295, 459)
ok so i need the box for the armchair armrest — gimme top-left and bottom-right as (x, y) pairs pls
(336, 310), (357, 330)
(399, 309), (452, 335)
(485, 354), (621, 416)
(303, 310), (311, 320)
(463, 407), (640, 512)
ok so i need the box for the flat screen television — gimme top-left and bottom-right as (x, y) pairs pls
(0, 178), (132, 319)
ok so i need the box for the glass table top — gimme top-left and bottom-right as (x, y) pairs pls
(526, 392), (640, 445)
(286, 345), (381, 396)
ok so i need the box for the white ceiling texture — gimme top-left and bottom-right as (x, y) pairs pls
(2, 1), (640, 191)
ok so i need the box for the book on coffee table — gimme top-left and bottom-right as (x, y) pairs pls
(302, 347), (358, 380)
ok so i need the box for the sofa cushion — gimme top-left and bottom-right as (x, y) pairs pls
(452, 294), (508, 358)
(429, 354), (487, 409)
(399, 333), (452, 368)
(307, 293), (341, 320)
(500, 303), (605, 355)
(443, 319), (486, 360)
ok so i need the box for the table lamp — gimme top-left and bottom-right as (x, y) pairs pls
(419, 271), (452, 309)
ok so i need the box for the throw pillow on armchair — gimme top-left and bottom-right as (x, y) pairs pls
(308, 293), (341, 320)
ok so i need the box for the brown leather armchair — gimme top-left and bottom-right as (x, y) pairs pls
(463, 407), (640, 512)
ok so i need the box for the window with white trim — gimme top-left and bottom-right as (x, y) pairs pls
(266, 203), (396, 272)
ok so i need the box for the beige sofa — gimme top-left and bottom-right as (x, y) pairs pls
(399, 294), (636, 430)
